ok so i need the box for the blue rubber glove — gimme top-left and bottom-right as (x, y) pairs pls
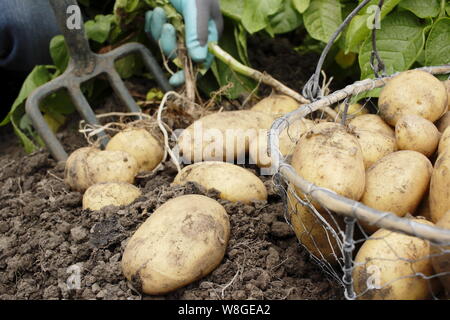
(0, 0), (59, 72)
(145, 0), (223, 87)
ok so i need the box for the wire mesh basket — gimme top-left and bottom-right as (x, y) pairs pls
(268, 65), (450, 300)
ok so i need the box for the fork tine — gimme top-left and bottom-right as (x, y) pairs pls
(106, 70), (141, 114)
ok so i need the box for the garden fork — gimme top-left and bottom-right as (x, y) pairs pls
(26, 0), (172, 162)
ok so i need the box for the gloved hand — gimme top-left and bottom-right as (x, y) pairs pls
(0, 0), (59, 72)
(145, 0), (223, 87)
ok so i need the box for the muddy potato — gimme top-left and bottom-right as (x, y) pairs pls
(349, 114), (395, 138)
(361, 151), (433, 233)
(64, 147), (99, 192)
(431, 211), (450, 294)
(379, 70), (448, 126)
(121, 195), (230, 295)
(249, 118), (314, 167)
(353, 219), (437, 300)
(82, 182), (142, 211)
(106, 128), (163, 172)
(251, 94), (299, 116)
(173, 161), (267, 203)
(436, 111), (450, 133)
(438, 127), (450, 155)
(395, 115), (441, 157)
(354, 129), (397, 169)
(178, 110), (274, 162)
(429, 151), (450, 223)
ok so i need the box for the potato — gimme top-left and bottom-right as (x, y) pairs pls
(354, 128), (397, 169)
(64, 147), (139, 192)
(353, 219), (437, 300)
(178, 110), (274, 163)
(436, 111), (450, 133)
(430, 211), (450, 295)
(249, 118), (314, 167)
(379, 70), (448, 126)
(438, 127), (450, 155)
(173, 161), (267, 203)
(395, 115), (441, 157)
(106, 128), (163, 172)
(361, 151), (433, 233)
(82, 182), (142, 211)
(349, 114), (395, 138)
(121, 195), (230, 295)
(251, 94), (299, 116)
(335, 102), (369, 119)
(429, 151), (450, 223)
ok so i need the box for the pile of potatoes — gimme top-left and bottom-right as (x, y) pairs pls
(287, 70), (450, 300)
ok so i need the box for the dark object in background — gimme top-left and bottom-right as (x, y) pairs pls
(0, 69), (25, 119)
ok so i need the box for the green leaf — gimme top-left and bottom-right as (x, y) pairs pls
(235, 24), (251, 66)
(241, 0), (283, 34)
(269, 0), (303, 34)
(359, 11), (425, 79)
(399, 0), (441, 18)
(220, 0), (244, 21)
(50, 35), (69, 72)
(303, 0), (342, 43)
(425, 18), (450, 66)
(115, 53), (144, 79)
(85, 14), (115, 43)
(292, 0), (310, 13)
(345, 0), (402, 53)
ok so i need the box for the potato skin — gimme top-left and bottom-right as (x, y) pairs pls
(64, 147), (99, 192)
(354, 128), (397, 169)
(361, 151), (433, 233)
(438, 127), (450, 155)
(379, 70), (448, 126)
(395, 115), (441, 157)
(173, 161), (267, 203)
(349, 114), (395, 138)
(82, 182), (142, 211)
(429, 151), (450, 222)
(106, 128), (163, 172)
(436, 111), (450, 133)
(178, 110), (274, 162)
(251, 94), (299, 116)
(121, 195), (230, 295)
(353, 219), (437, 300)
(430, 211), (450, 294)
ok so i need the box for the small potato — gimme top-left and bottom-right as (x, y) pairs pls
(173, 161), (267, 203)
(354, 129), (397, 169)
(251, 94), (299, 116)
(430, 211), (450, 294)
(121, 195), (230, 295)
(349, 114), (395, 138)
(178, 110), (274, 163)
(438, 127), (450, 155)
(106, 128), (163, 172)
(395, 115), (441, 157)
(429, 151), (450, 222)
(379, 70), (448, 126)
(361, 151), (433, 233)
(353, 219), (437, 300)
(83, 182), (142, 211)
(436, 111), (450, 133)
(64, 148), (139, 192)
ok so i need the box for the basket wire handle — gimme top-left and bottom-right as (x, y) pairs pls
(370, 0), (387, 78)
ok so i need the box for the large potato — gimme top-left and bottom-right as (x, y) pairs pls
(353, 219), (437, 300)
(379, 70), (448, 126)
(436, 111), (450, 133)
(395, 115), (441, 157)
(349, 114), (395, 138)
(430, 211), (450, 295)
(354, 128), (397, 169)
(172, 161), (267, 203)
(65, 147), (139, 192)
(106, 128), (163, 172)
(251, 94), (299, 116)
(178, 110), (274, 163)
(83, 182), (142, 211)
(362, 151), (432, 222)
(361, 151), (433, 233)
(438, 127), (450, 155)
(429, 151), (450, 222)
(122, 195), (230, 295)
(249, 118), (314, 167)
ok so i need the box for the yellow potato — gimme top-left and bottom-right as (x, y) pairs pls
(438, 127), (450, 155)
(430, 211), (450, 295)
(395, 115), (441, 157)
(436, 111), (450, 133)
(429, 151), (450, 222)
(379, 70), (448, 126)
(83, 182), (142, 211)
(64, 147), (99, 192)
(106, 128), (163, 172)
(353, 219), (437, 300)
(251, 94), (299, 116)
(361, 151), (433, 233)
(178, 110), (274, 163)
(349, 114), (395, 138)
(121, 195), (230, 295)
(173, 161), (267, 203)
(354, 128), (397, 169)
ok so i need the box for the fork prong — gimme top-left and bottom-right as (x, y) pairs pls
(106, 70), (141, 114)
